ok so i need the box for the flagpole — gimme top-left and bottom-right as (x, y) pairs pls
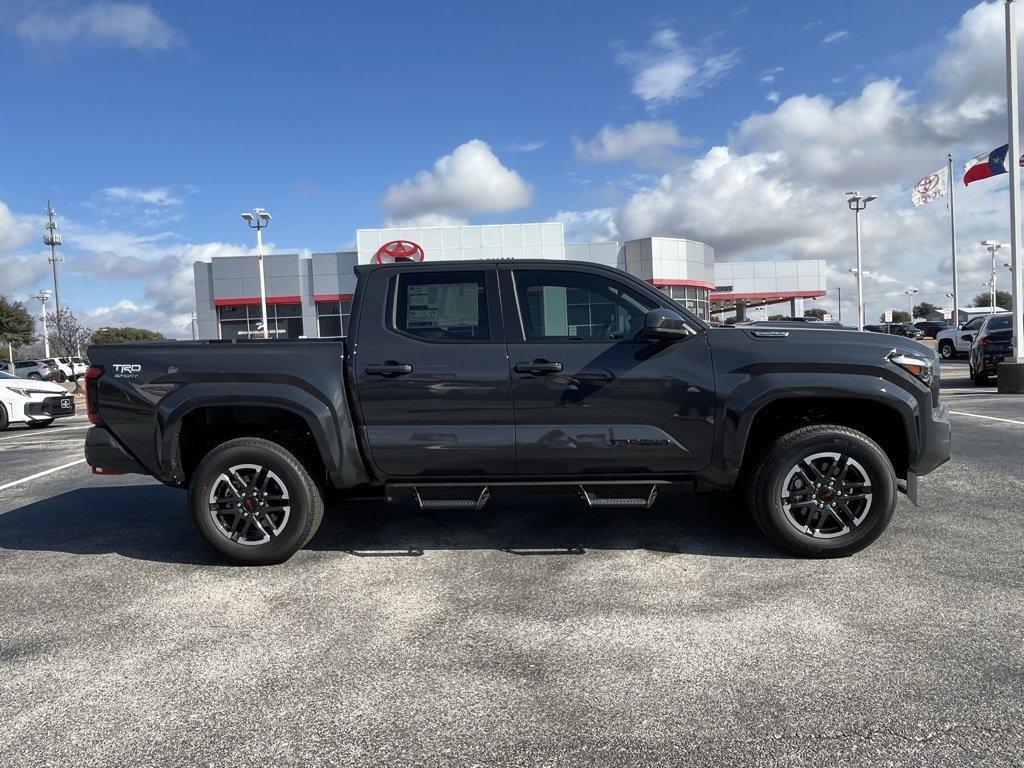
(948, 153), (959, 324)
(1004, 0), (1024, 392)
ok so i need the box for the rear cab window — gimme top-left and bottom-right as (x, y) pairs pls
(391, 270), (490, 342)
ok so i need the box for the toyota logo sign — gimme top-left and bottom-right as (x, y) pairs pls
(374, 240), (425, 263)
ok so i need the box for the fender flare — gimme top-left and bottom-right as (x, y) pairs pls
(721, 373), (921, 472)
(154, 380), (363, 486)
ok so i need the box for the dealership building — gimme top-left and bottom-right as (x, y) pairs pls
(192, 222), (827, 340)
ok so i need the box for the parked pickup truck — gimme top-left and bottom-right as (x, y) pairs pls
(84, 260), (951, 564)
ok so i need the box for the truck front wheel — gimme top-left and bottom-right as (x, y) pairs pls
(747, 425), (897, 557)
(188, 437), (324, 565)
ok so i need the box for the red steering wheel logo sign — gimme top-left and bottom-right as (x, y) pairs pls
(374, 240), (425, 263)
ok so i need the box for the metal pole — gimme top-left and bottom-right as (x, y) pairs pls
(39, 298), (50, 358)
(855, 207), (864, 331)
(948, 154), (959, 322)
(256, 225), (269, 340)
(992, 246), (998, 313)
(837, 286), (842, 323)
(1005, 0), (1024, 388)
(7, 341), (12, 365)
(45, 201), (62, 315)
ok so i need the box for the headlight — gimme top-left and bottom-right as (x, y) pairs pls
(889, 352), (934, 384)
(8, 387), (56, 397)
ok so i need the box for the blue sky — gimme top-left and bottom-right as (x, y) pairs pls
(0, 1), (1016, 334)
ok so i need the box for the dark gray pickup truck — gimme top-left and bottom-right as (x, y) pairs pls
(84, 260), (950, 564)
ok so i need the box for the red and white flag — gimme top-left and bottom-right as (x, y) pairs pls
(912, 167), (948, 206)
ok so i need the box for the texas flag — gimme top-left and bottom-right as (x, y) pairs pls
(963, 144), (1024, 185)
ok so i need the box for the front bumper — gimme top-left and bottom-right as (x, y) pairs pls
(913, 401), (951, 477)
(85, 427), (145, 475)
(26, 395), (76, 419)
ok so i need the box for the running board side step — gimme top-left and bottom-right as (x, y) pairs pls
(579, 484), (658, 508)
(412, 486), (491, 510)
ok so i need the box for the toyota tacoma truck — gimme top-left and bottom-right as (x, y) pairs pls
(84, 260), (951, 564)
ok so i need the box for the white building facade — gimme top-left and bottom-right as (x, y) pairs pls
(193, 222), (826, 340)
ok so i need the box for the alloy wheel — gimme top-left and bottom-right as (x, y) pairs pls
(208, 463), (291, 545)
(781, 452), (873, 539)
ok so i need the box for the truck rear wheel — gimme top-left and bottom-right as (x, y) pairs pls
(188, 437), (324, 565)
(747, 424), (897, 557)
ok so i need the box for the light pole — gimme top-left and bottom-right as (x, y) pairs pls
(837, 286), (842, 323)
(30, 290), (52, 358)
(848, 266), (872, 328)
(241, 208), (272, 339)
(1003, 0), (1024, 392)
(847, 192), (876, 331)
(43, 201), (63, 314)
(905, 287), (919, 318)
(981, 241), (1005, 313)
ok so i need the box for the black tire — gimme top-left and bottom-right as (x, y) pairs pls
(938, 341), (955, 360)
(27, 418), (54, 428)
(0, 404), (8, 431)
(747, 424), (897, 558)
(972, 367), (991, 386)
(188, 437), (324, 565)
(27, 372), (41, 380)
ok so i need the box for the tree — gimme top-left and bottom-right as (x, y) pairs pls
(768, 314), (788, 321)
(0, 296), (35, 355)
(880, 310), (911, 323)
(803, 307), (828, 321)
(90, 326), (165, 344)
(912, 301), (939, 319)
(970, 290), (1012, 311)
(47, 307), (92, 357)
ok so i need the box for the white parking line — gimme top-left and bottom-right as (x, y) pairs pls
(950, 410), (1024, 426)
(0, 425), (92, 442)
(0, 458), (87, 492)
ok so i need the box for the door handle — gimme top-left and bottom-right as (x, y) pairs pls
(365, 362), (413, 377)
(514, 360), (563, 375)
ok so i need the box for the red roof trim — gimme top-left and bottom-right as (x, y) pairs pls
(314, 293), (354, 302)
(213, 295), (301, 307)
(648, 279), (717, 289)
(709, 290), (827, 301)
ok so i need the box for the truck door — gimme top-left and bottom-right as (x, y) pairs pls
(352, 265), (515, 477)
(956, 316), (985, 351)
(500, 264), (716, 476)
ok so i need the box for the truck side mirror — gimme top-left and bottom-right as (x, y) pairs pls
(642, 308), (691, 341)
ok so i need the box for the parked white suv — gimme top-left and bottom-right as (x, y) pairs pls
(0, 371), (76, 430)
(936, 315), (998, 359)
(40, 357), (76, 382)
(8, 359), (61, 381)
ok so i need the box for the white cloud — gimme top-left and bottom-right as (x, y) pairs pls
(604, 2), (1024, 322)
(572, 121), (691, 166)
(554, 208), (618, 244)
(102, 186), (182, 206)
(505, 139), (547, 152)
(760, 67), (784, 84)
(765, 91), (780, 104)
(822, 30), (849, 44)
(615, 28), (739, 105)
(14, 2), (182, 50)
(381, 139), (533, 225)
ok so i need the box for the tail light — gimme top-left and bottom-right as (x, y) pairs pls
(978, 337), (989, 348)
(85, 365), (104, 425)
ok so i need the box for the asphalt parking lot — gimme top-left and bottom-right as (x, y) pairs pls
(1, 359), (1022, 767)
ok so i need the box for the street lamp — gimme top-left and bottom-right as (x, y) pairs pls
(30, 290), (52, 358)
(847, 192), (877, 330)
(905, 287), (919, 317)
(981, 241), (1005, 313)
(241, 208), (272, 339)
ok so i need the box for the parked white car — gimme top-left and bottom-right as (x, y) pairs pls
(0, 371), (76, 430)
(40, 357), (76, 382)
(7, 359), (61, 381)
(69, 356), (89, 377)
(936, 315), (996, 359)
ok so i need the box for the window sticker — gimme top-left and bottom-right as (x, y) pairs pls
(406, 283), (479, 328)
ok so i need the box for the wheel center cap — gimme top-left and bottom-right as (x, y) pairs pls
(818, 488), (836, 502)
(243, 498), (257, 512)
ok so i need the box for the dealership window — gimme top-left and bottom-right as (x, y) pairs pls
(317, 300), (352, 337)
(514, 270), (655, 342)
(392, 271), (489, 341)
(659, 285), (710, 321)
(217, 303), (303, 339)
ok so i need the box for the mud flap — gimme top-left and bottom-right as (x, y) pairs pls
(897, 472), (919, 506)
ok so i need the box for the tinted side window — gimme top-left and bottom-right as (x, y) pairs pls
(514, 270), (656, 342)
(964, 317), (985, 330)
(393, 271), (490, 342)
